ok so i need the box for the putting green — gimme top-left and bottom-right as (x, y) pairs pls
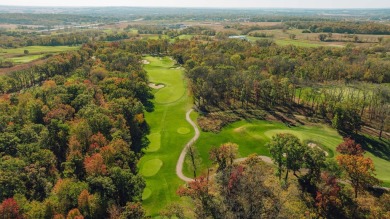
(141, 159), (163, 177)
(144, 56), (185, 104)
(177, 127), (190, 134)
(146, 133), (161, 152)
(142, 188), (152, 200)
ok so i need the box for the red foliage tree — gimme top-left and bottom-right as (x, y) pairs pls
(315, 172), (341, 216)
(0, 198), (22, 219)
(84, 153), (107, 176)
(66, 208), (84, 219)
(88, 132), (108, 153)
(336, 138), (364, 156)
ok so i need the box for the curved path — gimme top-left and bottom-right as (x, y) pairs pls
(176, 109), (199, 182)
(176, 109), (274, 182)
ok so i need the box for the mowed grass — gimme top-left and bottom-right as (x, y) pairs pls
(0, 46), (78, 55)
(138, 56), (193, 216)
(0, 46), (79, 63)
(144, 57), (186, 104)
(10, 54), (46, 63)
(188, 119), (390, 186)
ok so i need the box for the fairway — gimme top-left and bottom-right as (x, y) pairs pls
(138, 56), (193, 216)
(186, 119), (390, 186)
(143, 57), (186, 104)
(0, 46), (79, 64)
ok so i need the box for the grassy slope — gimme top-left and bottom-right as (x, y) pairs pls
(138, 56), (193, 216)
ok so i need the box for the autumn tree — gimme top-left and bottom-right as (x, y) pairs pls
(336, 138), (364, 156)
(209, 142), (238, 171)
(0, 198), (22, 219)
(315, 172), (343, 218)
(120, 202), (145, 219)
(336, 154), (379, 198)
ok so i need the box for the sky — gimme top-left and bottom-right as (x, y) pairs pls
(1, 0), (390, 8)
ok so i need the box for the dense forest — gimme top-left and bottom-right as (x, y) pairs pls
(0, 30), (131, 48)
(286, 21), (390, 35)
(0, 42), (153, 218)
(167, 39), (390, 136)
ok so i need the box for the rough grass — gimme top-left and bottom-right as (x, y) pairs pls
(138, 56), (193, 216)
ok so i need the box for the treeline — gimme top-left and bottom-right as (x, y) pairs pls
(0, 30), (130, 48)
(0, 13), (117, 26)
(0, 42), (153, 218)
(170, 39), (389, 135)
(286, 21), (390, 35)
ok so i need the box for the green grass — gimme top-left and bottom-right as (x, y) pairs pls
(186, 119), (390, 186)
(176, 34), (194, 40)
(275, 39), (322, 47)
(144, 57), (186, 104)
(0, 46), (79, 64)
(138, 56), (193, 216)
(141, 159), (163, 177)
(0, 46), (78, 55)
(177, 127), (191, 134)
(9, 54), (46, 63)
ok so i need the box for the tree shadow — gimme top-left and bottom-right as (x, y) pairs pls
(353, 134), (390, 161)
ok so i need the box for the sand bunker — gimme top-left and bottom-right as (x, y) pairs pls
(142, 59), (150, 64)
(148, 83), (165, 89)
(308, 143), (329, 156)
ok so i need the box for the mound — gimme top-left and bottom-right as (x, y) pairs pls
(142, 188), (152, 200)
(146, 133), (161, 152)
(177, 127), (190, 134)
(141, 159), (163, 177)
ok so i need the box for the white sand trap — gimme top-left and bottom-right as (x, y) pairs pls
(148, 83), (165, 89)
(308, 143), (329, 156)
(142, 60), (150, 64)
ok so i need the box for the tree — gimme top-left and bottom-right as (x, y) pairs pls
(303, 146), (326, 185)
(66, 208), (84, 219)
(336, 138), (364, 156)
(209, 143), (238, 171)
(109, 167), (145, 206)
(318, 34), (327, 41)
(120, 202), (145, 219)
(185, 145), (201, 178)
(332, 104), (362, 134)
(78, 190), (99, 219)
(177, 176), (220, 218)
(84, 153), (107, 176)
(315, 172), (342, 218)
(267, 133), (306, 182)
(336, 154), (379, 198)
(0, 198), (22, 219)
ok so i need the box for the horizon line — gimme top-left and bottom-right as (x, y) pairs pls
(1, 5), (390, 10)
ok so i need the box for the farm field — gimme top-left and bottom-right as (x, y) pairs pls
(138, 56), (193, 216)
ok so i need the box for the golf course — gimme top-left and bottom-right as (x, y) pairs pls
(139, 56), (390, 216)
(138, 56), (193, 216)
